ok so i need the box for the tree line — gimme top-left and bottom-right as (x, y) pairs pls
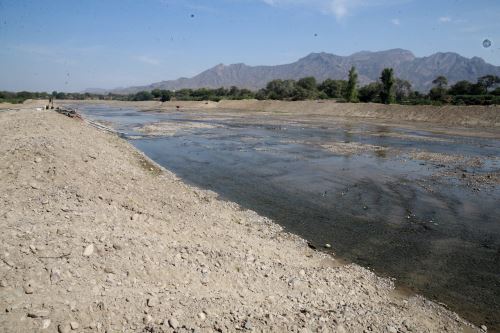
(252, 68), (499, 105)
(0, 91), (105, 104)
(1, 69), (499, 105)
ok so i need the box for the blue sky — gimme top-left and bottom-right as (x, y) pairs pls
(0, 0), (499, 92)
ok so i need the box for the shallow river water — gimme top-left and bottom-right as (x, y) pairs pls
(76, 104), (500, 330)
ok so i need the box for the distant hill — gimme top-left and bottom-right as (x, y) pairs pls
(89, 49), (500, 94)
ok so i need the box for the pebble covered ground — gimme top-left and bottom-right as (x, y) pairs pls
(0, 109), (482, 332)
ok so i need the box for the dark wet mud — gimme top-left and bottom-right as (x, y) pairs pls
(76, 104), (500, 331)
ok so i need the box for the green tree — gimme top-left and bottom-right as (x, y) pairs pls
(358, 82), (382, 102)
(265, 79), (296, 100)
(379, 68), (395, 104)
(429, 75), (448, 101)
(477, 75), (500, 93)
(192, 88), (213, 100)
(238, 88), (255, 99)
(344, 67), (358, 102)
(292, 77), (318, 100)
(291, 86), (310, 100)
(175, 89), (194, 100)
(318, 79), (346, 98)
(133, 91), (154, 101)
(432, 76), (448, 89)
(448, 80), (472, 95)
(255, 89), (268, 100)
(297, 77), (317, 91)
(491, 87), (500, 96)
(151, 89), (162, 98)
(16, 91), (34, 99)
(214, 87), (227, 97)
(228, 86), (239, 98)
(160, 90), (172, 102)
(395, 79), (412, 103)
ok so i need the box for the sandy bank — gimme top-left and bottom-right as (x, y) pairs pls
(0, 99), (49, 110)
(217, 100), (500, 128)
(0, 109), (482, 332)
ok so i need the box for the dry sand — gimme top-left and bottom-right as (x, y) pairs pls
(135, 122), (220, 137)
(320, 142), (387, 156)
(0, 108), (485, 332)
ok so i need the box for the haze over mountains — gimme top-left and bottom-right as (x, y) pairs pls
(91, 49), (500, 94)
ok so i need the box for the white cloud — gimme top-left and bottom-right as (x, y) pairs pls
(328, 0), (350, 18)
(391, 18), (400, 25)
(135, 55), (160, 65)
(259, 0), (411, 19)
(438, 16), (452, 23)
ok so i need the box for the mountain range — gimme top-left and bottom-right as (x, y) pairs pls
(90, 49), (500, 94)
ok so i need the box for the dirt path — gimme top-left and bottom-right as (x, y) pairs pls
(0, 109), (482, 332)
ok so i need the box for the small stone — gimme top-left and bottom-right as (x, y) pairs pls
(402, 320), (412, 330)
(104, 266), (115, 274)
(24, 285), (34, 294)
(83, 244), (94, 256)
(324, 244), (331, 249)
(197, 312), (206, 320)
(50, 268), (62, 284)
(168, 318), (179, 329)
(35, 157), (42, 163)
(336, 324), (347, 333)
(58, 323), (71, 333)
(481, 325), (488, 331)
(0, 280), (6, 287)
(288, 277), (300, 288)
(42, 319), (51, 329)
(30, 182), (40, 189)
(243, 319), (253, 330)
(70, 321), (79, 330)
(299, 269), (306, 277)
(27, 309), (50, 318)
(143, 315), (153, 324)
(112, 243), (122, 250)
(387, 326), (397, 333)
(147, 298), (158, 307)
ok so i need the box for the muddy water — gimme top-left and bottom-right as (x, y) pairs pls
(77, 104), (500, 331)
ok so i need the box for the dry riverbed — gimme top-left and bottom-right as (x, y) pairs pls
(0, 108), (484, 332)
